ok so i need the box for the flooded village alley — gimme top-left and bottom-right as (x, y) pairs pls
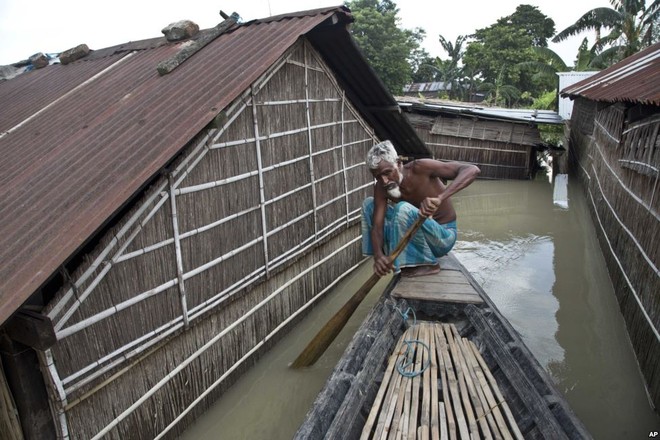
(181, 175), (659, 440)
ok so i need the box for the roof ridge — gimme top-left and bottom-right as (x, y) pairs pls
(156, 13), (240, 75)
(242, 5), (349, 26)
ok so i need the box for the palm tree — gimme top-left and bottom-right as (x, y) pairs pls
(435, 35), (468, 100)
(411, 35), (468, 99)
(520, 47), (569, 77)
(515, 43), (604, 111)
(518, 42), (602, 79)
(553, 0), (660, 63)
(478, 68), (521, 107)
(438, 35), (467, 71)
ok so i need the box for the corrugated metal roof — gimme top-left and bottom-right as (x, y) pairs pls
(0, 6), (429, 325)
(397, 96), (564, 125)
(402, 82), (450, 93)
(560, 42), (660, 105)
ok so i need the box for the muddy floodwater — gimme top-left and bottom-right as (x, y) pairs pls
(178, 262), (393, 440)
(451, 175), (659, 439)
(180, 175), (659, 440)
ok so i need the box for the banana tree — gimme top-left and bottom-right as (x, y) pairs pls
(553, 0), (660, 62)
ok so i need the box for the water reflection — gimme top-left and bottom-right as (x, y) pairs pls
(178, 263), (392, 440)
(179, 175), (659, 440)
(457, 235), (562, 368)
(452, 176), (659, 439)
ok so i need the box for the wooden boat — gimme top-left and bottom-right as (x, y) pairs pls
(294, 253), (591, 439)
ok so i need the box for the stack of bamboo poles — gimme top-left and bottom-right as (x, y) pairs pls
(361, 322), (523, 440)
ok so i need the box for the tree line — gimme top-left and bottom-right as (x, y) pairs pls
(346, 0), (660, 109)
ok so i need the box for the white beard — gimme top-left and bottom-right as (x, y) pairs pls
(387, 185), (402, 199)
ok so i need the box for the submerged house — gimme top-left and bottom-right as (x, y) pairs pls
(398, 97), (564, 179)
(402, 81), (486, 102)
(402, 81), (452, 99)
(561, 42), (660, 409)
(0, 7), (430, 439)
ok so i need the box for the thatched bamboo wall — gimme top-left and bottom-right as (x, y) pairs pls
(405, 112), (540, 179)
(0, 357), (23, 440)
(568, 97), (660, 409)
(37, 38), (377, 439)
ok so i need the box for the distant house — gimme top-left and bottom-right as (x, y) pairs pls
(402, 81), (485, 102)
(398, 96), (563, 179)
(0, 7), (430, 439)
(556, 71), (598, 120)
(402, 81), (452, 98)
(561, 42), (660, 410)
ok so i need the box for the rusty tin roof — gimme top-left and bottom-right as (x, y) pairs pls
(0, 6), (428, 325)
(561, 42), (660, 106)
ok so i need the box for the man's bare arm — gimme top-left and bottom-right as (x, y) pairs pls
(416, 159), (480, 217)
(371, 182), (393, 276)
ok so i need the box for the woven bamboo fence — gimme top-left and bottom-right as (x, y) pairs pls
(568, 97), (660, 409)
(405, 113), (540, 179)
(37, 39), (377, 439)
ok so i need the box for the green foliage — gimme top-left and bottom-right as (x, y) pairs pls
(436, 35), (468, 100)
(411, 55), (439, 82)
(531, 91), (563, 147)
(463, 5), (557, 106)
(464, 24), (534, 100)
(410, 35), (469, 100)
(497, 4), (556, 47)
(571, 37), (602, 70)
(531, 89), (558, 110)
(477, 68), (522, 107)
(345, 0), (426, 94)
(539, 124), (565, 148)
(553, 0), (660, 65)
(517, 46), (566, 87)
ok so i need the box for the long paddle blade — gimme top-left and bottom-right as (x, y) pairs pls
(290, 215), (427, 368)
(289, 273), (380, 368)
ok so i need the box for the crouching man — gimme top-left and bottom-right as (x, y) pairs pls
(362, 140), (480, 277)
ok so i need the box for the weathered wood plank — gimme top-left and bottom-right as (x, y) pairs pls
(363, 320), (533, 440)
(392, 270), (483, 303)
(466, 307), (568, 440)
(467, 341), (523, 440)
(448, 326), (493, 440)
(435, 327), (456, 440)
(393, 287), (484, 304)
(393, 270), (466, 289)
(439, 402), (448, 440)
(397, 279), (475, 289)
(405, 325), (422, 440)
(464, 340), (514, 440)
(410, 271), (467, 282)
(400, 330), (414, 440)
(444, 324), (479, 439)
(3, 310), (56, 350)
(420, 324), (432, 440)
(388, 327), (417, 440)
(396, 276), (472, 288)
(369, 339), (406, 439)
(394, 281), (476, 292)
(435, 325), (470, 439)
(429, 324), (441, 440)
(361, 332), (408, 439)
(325, 301), (405, 440)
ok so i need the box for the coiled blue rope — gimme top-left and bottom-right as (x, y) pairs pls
(386, 300), (431, 378)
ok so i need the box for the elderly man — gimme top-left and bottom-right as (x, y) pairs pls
(362, 140), (480, 277)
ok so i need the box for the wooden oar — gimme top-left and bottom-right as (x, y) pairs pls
(290, 214), (428, 368)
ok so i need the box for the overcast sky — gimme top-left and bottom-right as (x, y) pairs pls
(0, 0), (611, 67)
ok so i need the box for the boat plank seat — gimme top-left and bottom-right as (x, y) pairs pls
(361, 322), (523, 440)
(392, 269), (484, 304)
